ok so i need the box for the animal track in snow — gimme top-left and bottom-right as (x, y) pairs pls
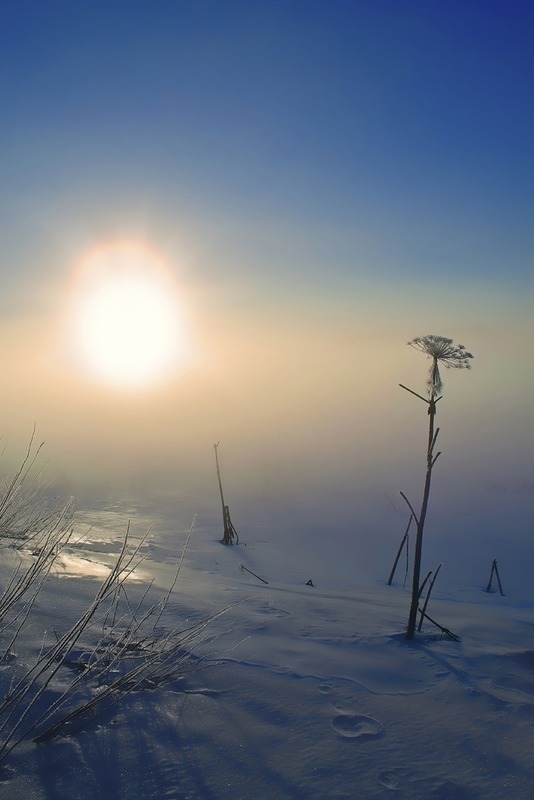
(331, 711), (383, 739)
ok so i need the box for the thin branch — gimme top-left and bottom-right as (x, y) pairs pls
(153, 514), (196, 630)
(418, 570), (433, 599)
(431, 452), (442, 467)
(239, 564), (269, 584)
(399, 492), (420, 527)
(418, 609), (460, 642)
(399, 384), (429, 404)
(418, 563), (442, 632)
(387, 515), (412, 586)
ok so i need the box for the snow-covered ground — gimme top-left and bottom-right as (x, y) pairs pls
(0, 497), (533, 800)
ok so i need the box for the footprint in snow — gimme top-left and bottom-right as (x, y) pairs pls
(247, 601), (289, 618)
(331, 712), (383, 739)
(378, 768), (409, 790)
(0, 766), (15, 783)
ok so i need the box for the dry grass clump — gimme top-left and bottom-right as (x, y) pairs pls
(0, 438), (218, 763)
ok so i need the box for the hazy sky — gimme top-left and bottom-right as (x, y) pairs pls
(0, 0), (532, 536)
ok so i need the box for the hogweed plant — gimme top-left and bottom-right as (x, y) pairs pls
(399, 336), (473, 640)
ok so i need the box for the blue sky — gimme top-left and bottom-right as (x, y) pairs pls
(0, 1), (532, 537)
(2, 0), (531, 292)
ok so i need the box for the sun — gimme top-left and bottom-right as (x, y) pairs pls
(68, 242), (188, 388)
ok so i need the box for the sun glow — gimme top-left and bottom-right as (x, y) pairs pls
(68, 242), (188, 388)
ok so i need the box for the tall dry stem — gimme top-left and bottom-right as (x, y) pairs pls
(400, 335), (473, 640)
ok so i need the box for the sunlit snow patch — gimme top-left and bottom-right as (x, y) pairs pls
(51, 552), (144, 581)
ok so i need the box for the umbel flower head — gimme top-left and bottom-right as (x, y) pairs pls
(408, 335), (474, 395)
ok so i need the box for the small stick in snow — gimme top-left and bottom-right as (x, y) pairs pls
(418, 609), (460, 642)
(485, 559), (505, 596)
(214, 443), (239, 545)
(239, 564), (268, 584)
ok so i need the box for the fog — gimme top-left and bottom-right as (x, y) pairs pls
(1, 287), (531, 571)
